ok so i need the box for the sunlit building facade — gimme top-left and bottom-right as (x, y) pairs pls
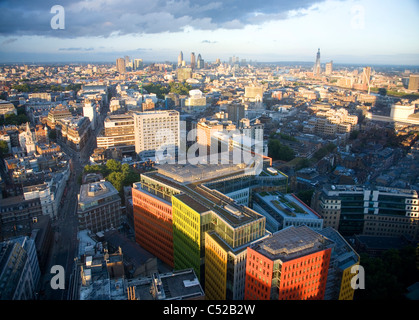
(245, 225), (333, 300)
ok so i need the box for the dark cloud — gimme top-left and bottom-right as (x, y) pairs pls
(0, 0), (328, 38)
(58, 47), (94, 51)
(1, 38), (18, 45)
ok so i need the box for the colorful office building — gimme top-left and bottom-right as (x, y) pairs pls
(245, 225), (334, 300)
(172, 193), (212, 282)
(318, 227), (360, 300)
(132, 157), (289, 297)
(131, 174), (182, 268)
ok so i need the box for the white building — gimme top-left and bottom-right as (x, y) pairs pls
(23, 169), (70, 219)
(253, 191), (323, 233)
(183, 89), (206, 113)
(390, 104), (415, 121)
(83, 100), (97, 130)
(18, 122), (36, 155)
(133, 110), (180, 159)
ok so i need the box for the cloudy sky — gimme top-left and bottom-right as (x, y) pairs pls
(0, 0), (418, 65)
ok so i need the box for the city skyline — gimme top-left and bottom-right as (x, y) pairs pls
(0, 0), (419, 65)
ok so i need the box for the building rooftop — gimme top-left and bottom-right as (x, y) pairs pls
(78, 180), (120, 211)
(143, 167), (265, 228)
(323, 184), (418, 197)
(255, 191), (322, 220)
(127, 269), (204, 300)
(156, 161), (248, 184)
(251, 225), (334, 262)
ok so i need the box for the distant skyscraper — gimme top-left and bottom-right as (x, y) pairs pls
(134, 58), (143, 70)
(178, 51), (183, 67)
(197, 53), (204, 69)
(361, 66), (371, 85)
(191, 52), (196, 70)
(313, 48), (321, 75)
(325, 61), (333, 75)
(116, 58), (126, 74)
(408, 74), (419, 91)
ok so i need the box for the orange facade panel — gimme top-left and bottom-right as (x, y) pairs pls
(132, 187), (174, 267)
(278, 249), (331, 300)
(245, 247), (274, 300)
(245, 247), (331, 300)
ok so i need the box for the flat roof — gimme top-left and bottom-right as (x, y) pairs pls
(251, 226), (334, 262)
(79, 181), (119, 203)
(174, 193), (210, 214)
(127, 269), (204, 300)
(156, 161), (248, 184)
(255, 191), (321, 220)
(143, 171), (264, 227)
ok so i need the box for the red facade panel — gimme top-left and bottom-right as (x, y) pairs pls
(132, 188), (174, 267)
(245, 247), (331, 300)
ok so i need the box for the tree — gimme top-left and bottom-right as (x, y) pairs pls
(296, 189), (314, 206)
(106, 159), (122, 172)
(0, 140), (9, 156)
(107, 171), (125, 193)
(378, 88), (387, 96)
(169, 82), (192, 95)
(295, 158), (311, 170)
(268, 139), (295, 161)
(355, 246), (419, 300)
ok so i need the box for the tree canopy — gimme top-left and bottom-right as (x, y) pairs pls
(268, 138), (295, 162)
(82, 160), (141, 203)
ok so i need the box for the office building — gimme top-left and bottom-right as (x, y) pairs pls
(408, 74), (419, 91)
(77, 181), (123, 234)
(325, 61), (333, 75)
(133, 110), (179, 158)
(134, 58), (143, 70)
(142, 98), (155, 112)
(312, 185), (419, 240)
(0, 101), (17, 116)
(245, 225), (333, 300)
(46, 105), (72, 130)
(0, 196), (42, 241)
(83, 100), (97, 130)
(197, 54), (204, 69)
(0, 237), (40, 300)
(226, 104), (246, 125)
(390, 103), (415, 121)
(244, 86), (264, 103)
(132, 176), (181, 268)
(130, 148), (289, 296)
(177, 67), (192, 82)
(318, 227), (360, 300)
(55, 116), (91, 152)
(183, 89), (207, 113)
(191, 52), (196, 70)
(116, 58), (126, 74)
(252, 191), (323, 233)
(361, 66), (371, 85)
(126, 269), (205, 300)
(178, 51), (183, 67)
(196, 118), (236, 154)
(97, 113), (135, 154)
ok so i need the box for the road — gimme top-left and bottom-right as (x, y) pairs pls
(39, 153), (83, 300)
(38, 104), (108, 300)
